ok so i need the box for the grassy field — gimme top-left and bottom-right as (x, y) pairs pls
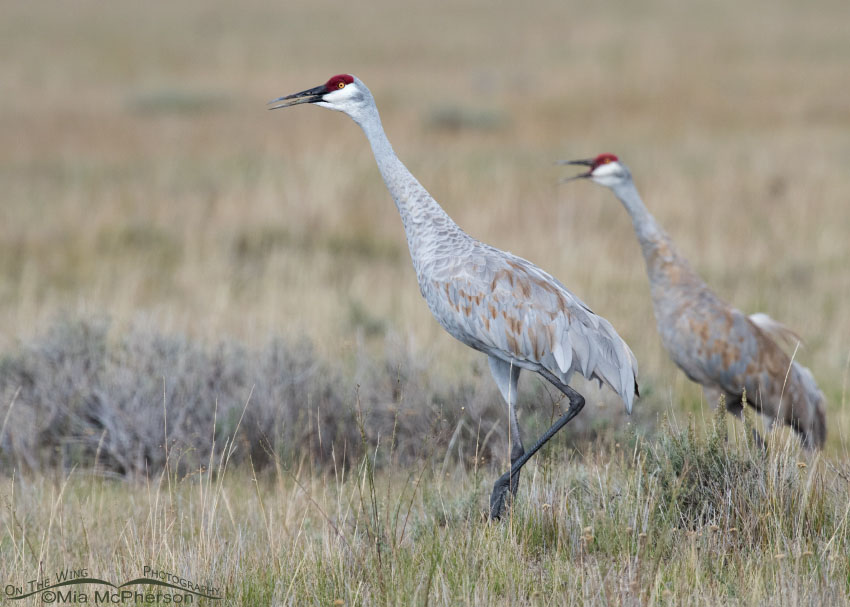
(2, 415), (849, 605)
(2, 0), (850, 604)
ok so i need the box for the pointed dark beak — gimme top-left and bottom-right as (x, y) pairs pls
(268, 84), (326, 110)
(558, 159), (595, 182)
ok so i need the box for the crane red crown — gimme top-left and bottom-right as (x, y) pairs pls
(593, 153), (619, 168)
(325, 74), (354, 92)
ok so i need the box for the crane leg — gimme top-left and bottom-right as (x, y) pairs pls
(489, 371), (585, 520)
(487, 356), (526, 495)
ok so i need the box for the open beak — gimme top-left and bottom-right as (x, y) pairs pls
(558, 159), (595, 182)
(268, 84), (326, 110)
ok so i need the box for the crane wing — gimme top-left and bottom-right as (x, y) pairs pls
(748, 312), (804, 351)
(426, 249), (638, 412)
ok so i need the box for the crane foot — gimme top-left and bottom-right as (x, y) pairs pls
(489, 469), (521, 520)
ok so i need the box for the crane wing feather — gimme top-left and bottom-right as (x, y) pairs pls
(426, 248), (638, 411)
(552, 334), (572, 374)
(748, 312), (803, 351)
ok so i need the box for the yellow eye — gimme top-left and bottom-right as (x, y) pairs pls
(337, 81), (345, 89)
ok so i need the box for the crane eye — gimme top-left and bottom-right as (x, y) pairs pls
(337, 81), (345, 89)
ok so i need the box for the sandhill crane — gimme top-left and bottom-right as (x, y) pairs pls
(270, 75), (639, 518)
(564, 154), (826, 449)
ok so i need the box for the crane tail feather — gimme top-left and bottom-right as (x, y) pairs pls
(749, 313), (804, 350)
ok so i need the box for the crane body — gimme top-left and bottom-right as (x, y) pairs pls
(565, 154), (825, 448)
(270, 76), (639, 517)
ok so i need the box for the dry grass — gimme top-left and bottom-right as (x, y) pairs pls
(2, 0), (848, 394)
(1, 410), (848, 605)
(1, 0), (850, 603)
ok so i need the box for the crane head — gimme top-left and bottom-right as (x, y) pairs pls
(268, 74), (368, 115)
(561, 154), (631, 187)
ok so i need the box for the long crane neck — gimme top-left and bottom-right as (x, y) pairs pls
(352, 104), (467, 273)
(610, 180), (665, 248)
(356, 106), (460, 227)
(609, 179), (697, 287)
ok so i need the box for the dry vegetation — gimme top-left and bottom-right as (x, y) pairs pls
(2, 409), (849, 605)
(1, 0), (849, 604)
(3, 316), (626, 478)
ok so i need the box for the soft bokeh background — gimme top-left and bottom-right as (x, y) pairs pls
(3, 3), (850, 604)
(2, 0), (849, 446)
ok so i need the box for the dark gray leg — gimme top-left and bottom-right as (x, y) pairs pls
(507, 436), (525, 495)
(487, 357), (526, 507)
(489, 375), (585, 520)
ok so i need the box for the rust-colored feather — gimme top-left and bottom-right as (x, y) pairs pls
(574, 156), (826, 448)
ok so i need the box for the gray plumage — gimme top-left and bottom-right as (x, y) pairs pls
(270, 75), (639, 518)
(565, 154), (826, 449)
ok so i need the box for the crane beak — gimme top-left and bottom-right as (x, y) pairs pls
(558, 159), (595, 182)
(268, 84), (326, 110)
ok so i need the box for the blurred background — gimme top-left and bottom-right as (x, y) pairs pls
(1, 0), (848, 469)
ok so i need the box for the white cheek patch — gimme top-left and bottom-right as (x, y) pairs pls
(591, 162), (622, 178)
